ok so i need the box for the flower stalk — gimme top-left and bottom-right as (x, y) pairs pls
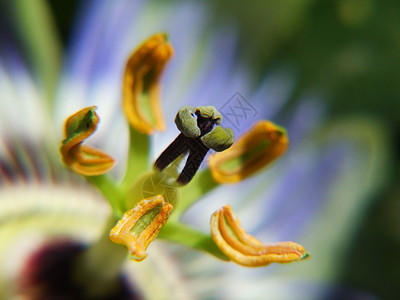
(73, 217), (128, 297)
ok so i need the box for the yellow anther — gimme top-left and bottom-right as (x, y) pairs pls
(208, 121), (288, 183)
(60, 106), (115, 176)
(210, 205), (308, 267)
(109, 195), (173, 261)
(123, 33), (174, 134)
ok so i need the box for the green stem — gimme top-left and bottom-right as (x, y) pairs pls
(120, 126), (150, 196)
(86, 175), (124, 217)
(73, 217), (128, 297)
(12, 0), (61, 106)
(171, 169), (219, 220)
(158, 221), (229, 261)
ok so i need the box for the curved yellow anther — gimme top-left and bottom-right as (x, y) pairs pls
(60, 106), (115, 176)
(208, 121), (288, 183)
(109, 195), (173, 261)
(210, 205), (308, 267)
(123, 33), (174, 134)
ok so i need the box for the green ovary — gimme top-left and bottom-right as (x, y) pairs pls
(126, 172), (180, 210)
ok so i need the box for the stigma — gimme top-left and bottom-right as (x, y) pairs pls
(154, 105), (234, 185)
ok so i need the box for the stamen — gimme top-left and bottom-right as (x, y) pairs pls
(123, 33), (173, 134)
(210, 205), (309, 267)
(60, 106), (115, 176)
(109, 195), (173, 261)
(154, 106), (234, 185)
(209, 121), (288, 183)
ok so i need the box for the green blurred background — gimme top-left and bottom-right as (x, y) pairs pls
(208, 2), (400, 299)
(5, 0), (400, 298)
